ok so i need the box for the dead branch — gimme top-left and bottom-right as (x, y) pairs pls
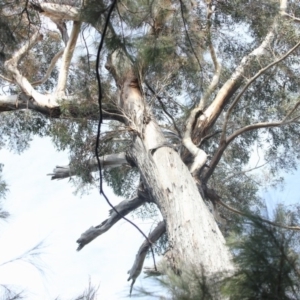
(76, 196), (146, 251)
(49, 152), (128, 180)
(127, 221), (166, 295)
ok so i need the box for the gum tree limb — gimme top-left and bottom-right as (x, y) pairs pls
(76, 196), (147, 251)
(127, 221), (166, 295)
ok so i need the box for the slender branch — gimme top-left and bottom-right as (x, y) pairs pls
(205, 187), (300, 231)
(0, 73), (14, 83)
(178, 0), (202, 75)
(56, 21), (81, 95)
(221, 162), (268, 183)
(198, 1), (221, 109)
(32, 49), (64, 86)
(227, 121), (282, 144)
(203, 120), (288, 182)
(127, 221), (166, 295)
(220, 200), (300, 231)
(158, 100), (182, 136)
(282, 100), (300, 122)
(76, 196), (147, 251)
(195, 23), (277, 144)
(282, 13), (300, 23)
(221, 38), (300, 142)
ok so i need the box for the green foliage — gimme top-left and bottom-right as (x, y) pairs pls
(104, 166), (138, 199)
(0, 111), (48, 154)
(223, 205), (300, 299)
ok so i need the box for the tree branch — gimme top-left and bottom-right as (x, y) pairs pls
(127, 221), (166, 295)
(221, 38), (300, 142)
(4, 30), (60, 108)
(221, 162), (268, 183)
(198, 1), (221, 110)
(182, 108), (207, 176)
(49, 152), (128, 180)
(76, 196), (147, 251)
(205, 187), (300, 231)
(194, 21), (277, 144)
(32, 49), (64, 86)
(203, 103), (300, 183)
(30, 2), (81, 21)
(0, 73), (14, 83)
(56, 21), (81, 95)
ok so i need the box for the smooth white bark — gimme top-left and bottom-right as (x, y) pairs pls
(108, 50), (234, 277)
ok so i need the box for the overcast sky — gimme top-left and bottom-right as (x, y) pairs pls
(0, 137), (161, 300)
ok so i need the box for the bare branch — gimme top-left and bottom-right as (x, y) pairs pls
(279, 0), (300, 22)
(56, 21), (81, 95)
(49, 152), (128, 180)
(76, 196), (147, 251)
(127, 221), (166, 295)
(198, 1), (221, 110)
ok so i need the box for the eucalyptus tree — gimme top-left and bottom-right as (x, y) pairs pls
(1, 0), (300, 294)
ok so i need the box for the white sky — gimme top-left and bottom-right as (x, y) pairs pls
(0, 137), (161, 300)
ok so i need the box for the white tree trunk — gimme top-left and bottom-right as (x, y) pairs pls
(108, 50), (234, 277)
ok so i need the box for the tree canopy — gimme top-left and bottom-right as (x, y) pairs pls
(1, 0), (300, 298)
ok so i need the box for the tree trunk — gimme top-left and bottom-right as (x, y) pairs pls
(107, 50), (234, 277)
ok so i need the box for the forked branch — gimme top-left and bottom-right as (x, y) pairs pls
(3, 30), (59, 107)
(127, 221), (166, 295)
(182, 108), (207, 176)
